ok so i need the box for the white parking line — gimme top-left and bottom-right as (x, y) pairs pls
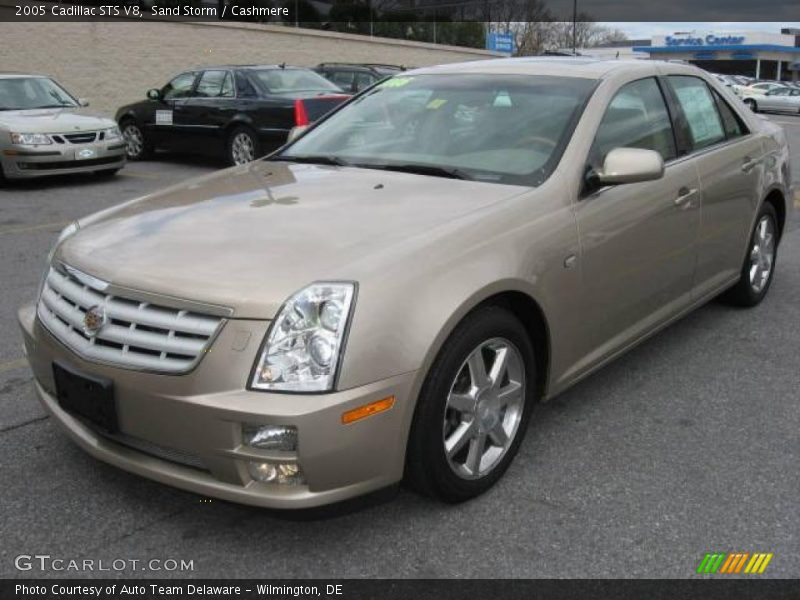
(0, 221), (69, 236)
(0, 358), (28, 374)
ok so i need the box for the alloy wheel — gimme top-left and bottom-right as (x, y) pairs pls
(443, 337), (525, 480)
(749, 215), (775, 293)
(123, 124), (144, 158)
(231, 132), (255, 165)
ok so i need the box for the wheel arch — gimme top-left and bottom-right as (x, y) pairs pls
(762, 187), (787, 242)
(413, 283), (552, 408)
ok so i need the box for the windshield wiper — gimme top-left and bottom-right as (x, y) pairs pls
(270, 155), (351, 167)
(363, 163), (472, 180)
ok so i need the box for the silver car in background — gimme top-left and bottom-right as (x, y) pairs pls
(743, 86), (800, 114)
(0, 73), (126, 181)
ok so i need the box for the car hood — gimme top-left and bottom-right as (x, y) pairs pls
(0, 108), (116, 133)
(59, 162), (526, 318)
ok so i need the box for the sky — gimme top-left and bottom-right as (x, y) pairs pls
(602, 22), (800, 39)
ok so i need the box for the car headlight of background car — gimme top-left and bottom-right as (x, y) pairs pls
(251, 282), (356, 393)
(10, 132), (52, 145)
(104, 126), (122, 142)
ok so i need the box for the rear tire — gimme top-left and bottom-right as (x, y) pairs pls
(121, 120), (151, 160)
(721, 202), (778, 307)
(744, 98), (757, 112)
(227, 126), (260, 166)
(405, 306), (537, 503)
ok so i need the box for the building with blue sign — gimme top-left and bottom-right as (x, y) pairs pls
(632, 29), (800, 81)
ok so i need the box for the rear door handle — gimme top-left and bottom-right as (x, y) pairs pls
(674, 187), (697, 209)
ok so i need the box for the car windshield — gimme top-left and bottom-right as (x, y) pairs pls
(249, 69), (341, 94)
(278, 73), (596, 186)
(0, 77), (78, 110)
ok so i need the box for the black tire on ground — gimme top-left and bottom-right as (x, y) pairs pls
(721, 202), (779, 307)
(744, 98), (758, 112)
(120, 120), (152, 160)
(226, 126), (260, 167)
(404, 305), (538, 503)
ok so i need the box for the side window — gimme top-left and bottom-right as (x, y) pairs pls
(220, 72), (234, 98)
(590, 77), (676, 169)
(161, 72), (197, 101)
(195, 70), (232, 98)
(712, 90), (747, 139)
(669, 76), (726, 150)
(354, 72), (375, 91)
(235, 72), (257, 98)
(329, 71), (355, 91)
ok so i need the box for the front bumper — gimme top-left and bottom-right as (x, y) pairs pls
(18, 303), (416, 509)
(1, 142), (126, 179)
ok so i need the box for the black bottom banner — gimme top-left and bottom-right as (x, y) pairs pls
(3, 579), (800, 600)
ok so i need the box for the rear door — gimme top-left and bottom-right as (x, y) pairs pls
(575, 77), (701, 366)
(664, 75), (763, 297)
(179, 69), (236, 153)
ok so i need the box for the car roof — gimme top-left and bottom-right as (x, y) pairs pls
(189, 65), (312, 71)
(408, 57), (672, 80)
(0, 72), (47, 79)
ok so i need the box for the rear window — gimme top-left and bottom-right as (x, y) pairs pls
(249, 69), (341, 94)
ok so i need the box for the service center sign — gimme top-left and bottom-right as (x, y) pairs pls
(665, 34), (746, 47)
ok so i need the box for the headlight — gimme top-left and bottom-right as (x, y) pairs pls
(251, 282), (356, 392)
(104, 127), (122, 142)
(10, 132), (52, 145)
(38, 222), (80, 300)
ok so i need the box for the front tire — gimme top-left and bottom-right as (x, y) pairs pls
(744, 98), (758, 112)
(121, 121), (151, 161)
(721, 202), (778, 307)
(227, 126), (260, 166)
(405, 306), (537, 503)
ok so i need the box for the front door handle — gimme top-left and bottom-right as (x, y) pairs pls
(674, 187), (697, 209)
(742, 156), (760, 173)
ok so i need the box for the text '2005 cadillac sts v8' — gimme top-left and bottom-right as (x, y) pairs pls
(19, 58), (792, 509)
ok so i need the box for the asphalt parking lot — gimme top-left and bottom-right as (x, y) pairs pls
(1, 116), (799, 579)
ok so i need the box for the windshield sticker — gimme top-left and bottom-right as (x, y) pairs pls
(155, 110), (173, 126)
(426, 98), (448, 110)
(380, 77), (414, 89)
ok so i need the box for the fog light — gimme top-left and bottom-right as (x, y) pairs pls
(242, 424), (297, 452)
(247, 460), (304, 485)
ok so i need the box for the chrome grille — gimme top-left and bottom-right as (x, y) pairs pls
(63, 132), (98, 144)
(37, 265), (223, 373)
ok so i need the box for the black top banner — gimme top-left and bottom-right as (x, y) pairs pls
(1, 0), (799, 22)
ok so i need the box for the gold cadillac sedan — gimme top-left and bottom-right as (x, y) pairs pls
(18, 59), (792, 508)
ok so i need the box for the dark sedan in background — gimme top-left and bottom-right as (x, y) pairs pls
(115, 65), (350, 166)
(314, 63), (405, 94)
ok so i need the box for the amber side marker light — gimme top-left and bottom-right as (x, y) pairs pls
(342, 396), (395, 424)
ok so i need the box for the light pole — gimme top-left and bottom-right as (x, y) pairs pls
(572, 0), (577, 54)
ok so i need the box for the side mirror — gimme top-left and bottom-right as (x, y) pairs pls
(287, 125), (309, 143)
(147, 89), (161, 101)
(593, 147), (664, 185)
(78, 98), (90, 107)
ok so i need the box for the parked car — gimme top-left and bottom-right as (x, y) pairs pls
(743, 86), (800, 113)
(19, 59), (792, 509)
(735, 81), (787, 98)
(115, 65), (350, 166)
(314, 63), (405, 94)
(0, 73), (125, 182)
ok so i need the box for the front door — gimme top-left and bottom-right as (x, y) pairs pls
(573, 77), (701, 375)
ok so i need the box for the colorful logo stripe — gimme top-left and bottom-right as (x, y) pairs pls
(697, 552), (773, 574)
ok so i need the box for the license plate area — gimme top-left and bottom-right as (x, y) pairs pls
(53, 362), (117, 433)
